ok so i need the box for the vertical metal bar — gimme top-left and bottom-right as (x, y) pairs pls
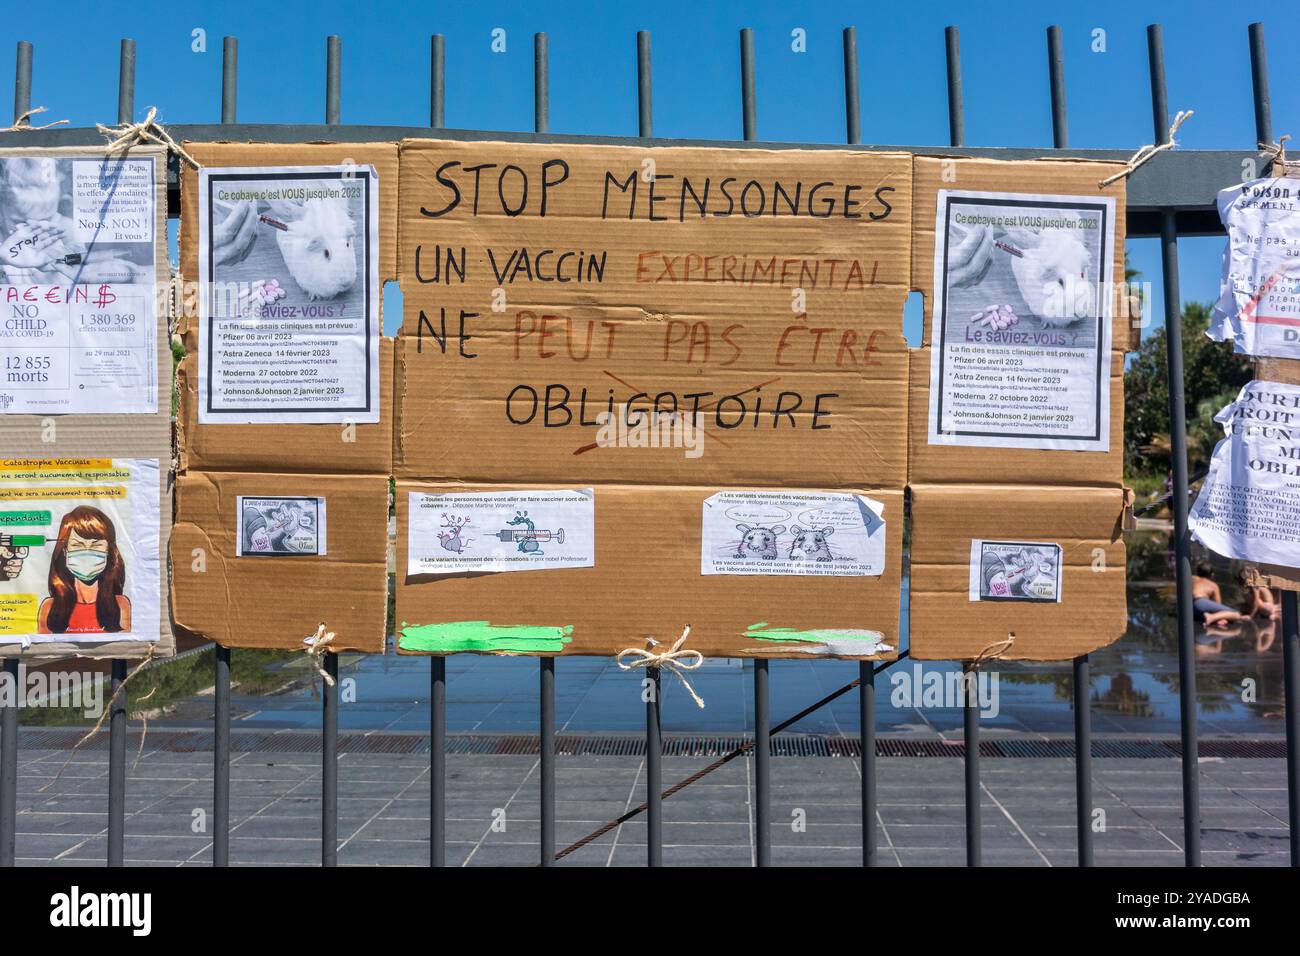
(646, 667), (663, 867)
(1073, 654), (1094, 865)
(944, 26), (964, 147)
(13, 41), (32, 124)
(1247, 22), (1272, 148)
(843, 27), (860, 147)
(0, 659), (17, 867)
(963, 665), (980, 866)
(1045, 23), (1094, 868)
(1250, 20), (1299, 868)
(1046, 25), (1068, 149)
(632, 37), (662, 868)
(533, 33), (548, 134)
(322, 653), (338, 867)
(945, 26), (979, 867)
(429, 35), (445, 128)
(1148, 23), (1200, 868)
(859, 662), (876, 866)
(740, 28), (757, 141)
(221, 37), (237, 123)
(530, 32), (555, 868)
(740, 27), (768, 867)
(211, 37), (237, 869)
(843, 25), (876, 866)
(425, 44), (447, 870)
(1279, 593), (1300, 866)
(637, 31), (652, 139)
(117, 39), (134, 124)
(105, 38), (135, 871)
(754, 658), (771, 866)
(539, 658), (555, 866)
(325, 36), (341, 124)
(107, 659), (126, 866)
(214, 646), (230, 866)
(429, 657), (445, 867)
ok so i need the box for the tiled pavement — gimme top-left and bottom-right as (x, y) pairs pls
(6, 746), (1294, 866)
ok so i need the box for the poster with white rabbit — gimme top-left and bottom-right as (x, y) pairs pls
(927, 189), (1115, 452)
(700, 490), (886, 577)
(197, 165), (380, 424)
(0, 155), (158, 415)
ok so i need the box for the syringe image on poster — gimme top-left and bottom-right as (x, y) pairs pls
(928, 190), (1115, 451)
(0, 458), (160, 645)
(407, 489), (595, 575)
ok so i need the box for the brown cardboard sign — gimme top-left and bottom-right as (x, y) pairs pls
(392, 140), (912, 658)
(909, 483), (1127, 660)
(0, 146), (174, 660)
(177, 337), (395, 474)
(395, 482), (902, 660)
(395, 139), (912, 490)
(170, 470), (388, 652)
(907, 156), (1129, 487)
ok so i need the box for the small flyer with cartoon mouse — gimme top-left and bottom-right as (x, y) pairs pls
(0, 458), (160, 644)
(700, 490), (886, 577)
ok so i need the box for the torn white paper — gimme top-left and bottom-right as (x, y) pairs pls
(1190, 379), (1300, 568)
(1207, 178), (1300, 359)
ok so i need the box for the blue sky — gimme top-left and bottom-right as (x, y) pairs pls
(5, 0), (1294, 341)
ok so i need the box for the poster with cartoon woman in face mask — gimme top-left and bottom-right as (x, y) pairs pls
(0, 458), (159, 644)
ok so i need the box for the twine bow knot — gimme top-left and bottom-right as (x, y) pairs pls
(617, 625), (706, 709)
(1099, 110), (1193, 188)
(303, 624), (337, 698)
(96, 105), (199, 168)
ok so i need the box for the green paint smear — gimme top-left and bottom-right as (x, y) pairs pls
(399, 620), (573, 654)
(745, 622), (882, 645)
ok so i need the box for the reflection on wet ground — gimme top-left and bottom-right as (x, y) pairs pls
(23, 532), (1287, 738)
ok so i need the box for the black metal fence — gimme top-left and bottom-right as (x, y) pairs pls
(0, 19), (1297, 869)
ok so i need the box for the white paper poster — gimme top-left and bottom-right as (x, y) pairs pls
(701, 490), (886, 576)
(1207, 177), (1300, 359)
(1190, 380), (1300, 568)
(968, 539), (1062, 602)
(408, 489), (595, 575)
(928, 189), (1115, 451)
(0, 458), (160, 645)
(236, 496), (327, 556)
(197, 165), (380, 424)
(0, 156), (157, 415)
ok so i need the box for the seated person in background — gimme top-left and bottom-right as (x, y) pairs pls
(1237, 569), (1281, 620)
(1192, 561), (1249, 629)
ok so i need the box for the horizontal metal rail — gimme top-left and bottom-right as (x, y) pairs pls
(0, 124), (1254, 237)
